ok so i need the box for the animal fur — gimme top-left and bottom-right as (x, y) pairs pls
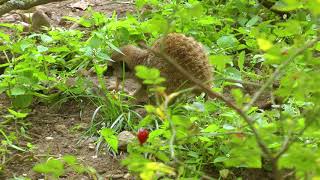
(111, 33), (213, 101)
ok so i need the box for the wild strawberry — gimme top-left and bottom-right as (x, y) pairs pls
(137, 128), (149, 145)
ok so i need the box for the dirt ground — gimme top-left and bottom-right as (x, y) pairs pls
(1, 98), (127, 179)
(0, 0), (138, 179)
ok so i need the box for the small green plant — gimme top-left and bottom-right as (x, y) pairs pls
(32, 155), (97, 179)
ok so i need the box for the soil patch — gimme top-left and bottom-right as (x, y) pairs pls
(1, 98), (128, 179)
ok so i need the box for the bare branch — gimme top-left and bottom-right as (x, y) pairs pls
(0, 0), (67, 16)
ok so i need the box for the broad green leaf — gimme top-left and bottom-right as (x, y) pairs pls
(33, 159), (64, 178)
(203, 124), (219, 133)
(257, 38), (273, 51)
(101, 128), (118, 153)
(217, 35), (239, 49)
(224, 137), (261, 168)
(209, 55), (232, 71)
(37, 45), (49, 53)
(11, 86), (26, 96)
(63, 155), (78, 166)
(40, 34), (53, 43)
(135, 65), (165, 85)
(246, 16), (260, 27)
(12, 95), (33, 108)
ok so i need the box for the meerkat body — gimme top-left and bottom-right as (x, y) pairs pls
(111, 33), (213, 101)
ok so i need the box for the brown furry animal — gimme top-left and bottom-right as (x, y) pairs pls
(111, 33), (213, 102)
(31, 10), (51, 31)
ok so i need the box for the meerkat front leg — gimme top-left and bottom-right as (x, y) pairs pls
(132, 84), (149, 104)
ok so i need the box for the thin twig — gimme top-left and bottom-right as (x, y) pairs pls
(163, 93), (178, 159)
(243, 37), (320, 112)
(138, 43), (272, 158)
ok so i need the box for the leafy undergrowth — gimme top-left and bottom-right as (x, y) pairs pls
(1, 0), (320, 179)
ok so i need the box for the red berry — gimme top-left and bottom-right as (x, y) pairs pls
(137, 128), (149, 145)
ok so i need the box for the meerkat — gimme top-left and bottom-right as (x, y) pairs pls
(111, 33), (213, 103)
(31, 10), (51, 31)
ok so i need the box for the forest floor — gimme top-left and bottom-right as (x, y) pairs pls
(0, 0), (137, 179)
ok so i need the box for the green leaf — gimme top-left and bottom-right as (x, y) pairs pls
(279, 144), (320, 177)
(316, 42), (320, 51)
(0, 31), (10, 42)
(224, 137), (261, 168)
(203, 124), (219, 133)
(37, 45), (49, 53)
(237, 51), (245, 71)
(49, 46), (70, 53)
(209, 55), (232, 71)
(88, 34), (102, 49)
(40, 34), (53, 43)
(198, 16), (222, 26)
(217, 35), (239, 49)
(273, 0), (303, 11)
(135, 65), (165, 85)
(63, 155), (77, 166)
(101, 128), (118, 153)
(257, 38), (273, 51)
(7, 109), (28, 118)
(246, 16), (260, 27)
(107, 41), (123, 55)
(12, 95), (33, 108)
(33, 159), (64, 178)
(231, 89), (245, 106)
(11, 86), (26, 96)
(214, 156), (228, 163)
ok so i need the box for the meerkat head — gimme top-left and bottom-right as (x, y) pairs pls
(111, 45), (147, 70)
